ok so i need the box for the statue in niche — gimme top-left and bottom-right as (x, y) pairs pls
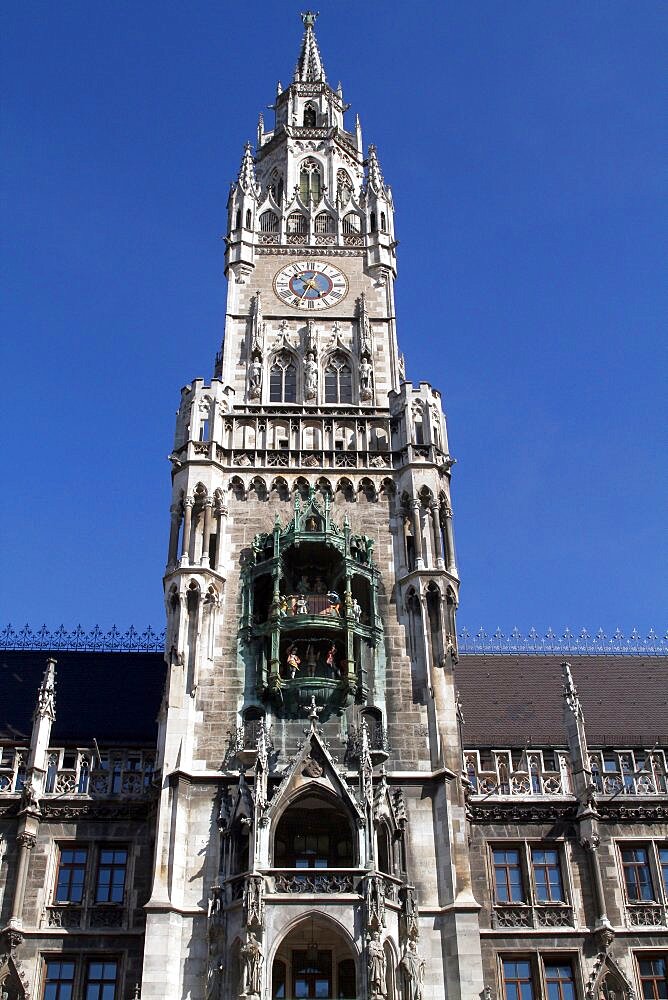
(248, 355), (263, 398)
(400, 941), (425, 1000)
(367, 931), (387, 999)
(359, 356), (373, 399)
(304, 351), (318, 400)
(240, 932), (263, 997)
(352, 598), (362, 623)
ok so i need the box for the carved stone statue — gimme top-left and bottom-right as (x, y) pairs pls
(244, 874), (265, 930)
(367, 931), (387, 999)
(400, 940), (425, 1000)
(304, 352), (318, 400)
(359, 356), (373, 399)
(248, 356), (263, 398)
(240, 931), (263, 997)
(400, 941), (425, 1000)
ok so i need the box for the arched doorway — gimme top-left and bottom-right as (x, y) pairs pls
(272, 916), (358, 999)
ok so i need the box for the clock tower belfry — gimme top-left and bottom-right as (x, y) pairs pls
(144, 13), (484, 1000)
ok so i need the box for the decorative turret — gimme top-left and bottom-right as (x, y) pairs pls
(226, 143), (259, 278)
(364, 144), (396, 275)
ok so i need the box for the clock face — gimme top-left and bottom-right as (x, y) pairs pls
(273, 260), (348, 310)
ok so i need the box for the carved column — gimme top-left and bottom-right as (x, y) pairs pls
(201, 497), (213, 567)
(442, 505), (457, 576)
(8, 831), (37, 933)
(180, 497), (194, 565)
(410, 499), (424, 569)
(430, 501), (445, 569)
(213, 502), (228, 572)
(167, 503), (182, 567)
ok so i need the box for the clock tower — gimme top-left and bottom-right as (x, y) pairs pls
(143, 13), (483, 1000)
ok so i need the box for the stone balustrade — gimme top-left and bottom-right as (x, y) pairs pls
(464, 750), (573, 798)
(0, 746), (155, 798)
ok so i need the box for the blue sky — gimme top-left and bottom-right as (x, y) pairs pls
(1, 1), (666, 636)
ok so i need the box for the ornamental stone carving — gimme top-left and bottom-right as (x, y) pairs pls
(365, 875), (386, 931)
(400, 940), (426, 1000)
(243, 875), (265, 929)
(367, 931), (387, 1000)
(304, 352), (318, 400)
(240, 931), (263, 998)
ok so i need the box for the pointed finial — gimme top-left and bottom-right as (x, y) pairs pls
(301, 10), (319, 28)
(562, 661), (582, 718)
(367, 144), (385, 194)
(237, 142), (258, 195)
(35, 657), (56, 722)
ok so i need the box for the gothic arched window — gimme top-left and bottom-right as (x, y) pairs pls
(342, 213), (362, 234)
(337, 169), (353, 205)
(269, 172), (284, 205)
(303, 103), (317, 127)
(324, 353), (352, 404)
(286, 212), (307, 235)
(315, 213), (335, 234)
(299, 158), (322, 203)
(245, 209), (252, 229)
(260, 210), (279, 233)
(269, 353), (297, 403)
(235, 209), (241, 230)
(380, 211), (387, 231)
(369, 211), (376, 233)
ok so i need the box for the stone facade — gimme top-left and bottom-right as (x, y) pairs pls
(1, 12), (667, 1000)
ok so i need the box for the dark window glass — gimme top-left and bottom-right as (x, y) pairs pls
(270, 362), (297, 404)
(545, 963), (576, 1000)
(55, 848), (88, 904)
(338, 958), (356, 999)
(293, 950), (332, 999)
(95, 848), (127, 903)
(502, 959), (534, 1000)
(85, 960), (118, 1000)
(532, 848), (564, 902)
(659, 847), (668, 895)
(493, 848), (524, 903)
(324, 359), (352, 405)
(303, 105), (317, 127)
(44, 959), (75, 1000)
(639, 957), (668, 1000)
(272, 959), (287, 1000)
(621, 847), (654, 901)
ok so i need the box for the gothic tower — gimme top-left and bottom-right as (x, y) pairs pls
(144, 13), (482, 999)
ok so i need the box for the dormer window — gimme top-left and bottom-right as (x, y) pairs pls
(300, 159), (321, 204)
(303, 103), (317, 127)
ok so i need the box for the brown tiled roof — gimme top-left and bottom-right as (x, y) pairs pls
(456, 654), (668, 748)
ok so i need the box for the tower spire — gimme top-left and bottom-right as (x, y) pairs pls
(295, 11), (326, 83)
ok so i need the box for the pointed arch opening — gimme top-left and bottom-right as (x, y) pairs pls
(303, 102), (317, 127)
(324, 352), (352, 404)
(300, 158), (322, 204)
(270, 351), (298, 403)
(273, 790), (356, 869)
(271, 914), (359, 1000)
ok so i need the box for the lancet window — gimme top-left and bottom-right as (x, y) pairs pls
(303, 103), (317, 127)
(324, 353), (352, 404)
(343, 213), (362, 234)
(337, 169), (353, 205)
(270, 353), (297, 403)
(299, 159), (322, 203)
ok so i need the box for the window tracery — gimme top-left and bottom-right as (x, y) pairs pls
(299, 159), (322, 203)
(269, 352), (297, 403)
(325, 353), (352, 404)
